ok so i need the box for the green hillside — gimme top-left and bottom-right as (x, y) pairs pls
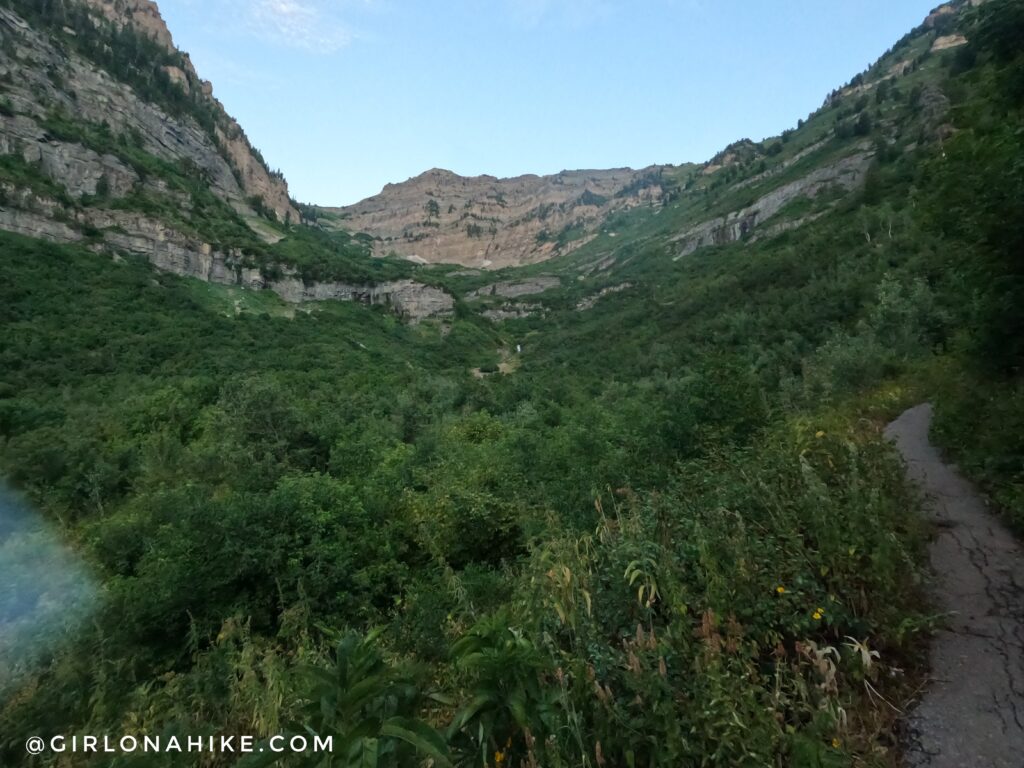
(1, 1), (1022, 767)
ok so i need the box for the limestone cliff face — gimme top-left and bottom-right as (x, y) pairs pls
(0, 6), (297, 223)
(467, 277), (562, 300)
(327, 167), (667, 269)
(78, 0), (298, 223)
(0, 24), (231, 203)
(0, 114), (139, 198)
(81, 0), (174, 50)
(0, 183), (452, 322)
(0, 0), (449, 324)
(673, 151), (875, 257)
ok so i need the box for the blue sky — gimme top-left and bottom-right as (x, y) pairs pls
(159, 0), (938, 206)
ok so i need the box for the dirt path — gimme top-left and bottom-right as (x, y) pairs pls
(885, 403), (1024, 767)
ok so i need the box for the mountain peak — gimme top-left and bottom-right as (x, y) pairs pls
(332, 165), (666, 269)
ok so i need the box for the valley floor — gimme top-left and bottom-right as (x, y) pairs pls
(886, 405), (1024, 767)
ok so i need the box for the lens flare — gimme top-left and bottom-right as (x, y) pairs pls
(0, 483), (97, 695)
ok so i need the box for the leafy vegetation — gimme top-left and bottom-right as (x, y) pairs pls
(0, 2), (1022, 767)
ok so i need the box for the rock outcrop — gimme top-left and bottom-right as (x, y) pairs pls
(0, 115), (138, 198)
(674, 151), (874, 257)
(0, 4), (454, 323)
(1, 184), (452, 322)
(0, 206), (81, 243)
(0, 4), (297, 225)
(575, 283), (633, 311)
(481, 303), (545, 322)
(467, 276), (561, 300)
(88, 0), (297, 222)
(269, 276), (454, 322)
(932, 33), (968, 51)
(328, 167), (667, 269)
(82, 0), (175, 51)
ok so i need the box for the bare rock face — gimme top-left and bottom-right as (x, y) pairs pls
(82, 0), (175, 51)
(674, 151), (874, 257)
(161, 65), (190, 94)
(467, 276), (561, 300)
(327, 167), (667, 269)
(931, 34), (968, 51)
(0, 115), (139, 198)
(0, 8), (262, 213)
(924, 3), (958, 28)
(481, 303), (545, 322)
(575, 283), (633, 311)
(0, 183), (452, 323)
(371, 280), (455, 322)
(268, 275), (454, 322)
(0, 206), (81, 243)
(0, 5), (453, 323)
(13, 2), (299, 225)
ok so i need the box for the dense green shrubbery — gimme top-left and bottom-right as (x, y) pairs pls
(0, 196), (937, 767)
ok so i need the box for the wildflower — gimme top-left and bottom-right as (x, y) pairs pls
(776, 585), (786, 594)
(832, 737), (842, 749)
(812, 609), (824, 621)
(494, 750), (506, 765)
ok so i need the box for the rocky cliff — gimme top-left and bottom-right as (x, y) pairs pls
(0, 1), (456, 322)
(673, 150), (875, 257)
(80, 0), (298, 222)
(325, 166), (669, 269)
(0, 0), (982, 326)
(0, 180), (452, 322)
(0, 1), (297, 223)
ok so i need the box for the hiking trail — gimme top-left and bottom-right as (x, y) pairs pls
(885, 403), (1024, 767)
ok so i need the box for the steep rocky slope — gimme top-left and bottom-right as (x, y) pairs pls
(324, 166), (670, 269)
(327, 2), (980, 279)
(451, 0), (982, 321)
(0, 0), (987, 325)
(1, 0), (296, 222)
(0, 0), (454, 321)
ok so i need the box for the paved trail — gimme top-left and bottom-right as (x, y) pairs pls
(885, 404), (1024, 767)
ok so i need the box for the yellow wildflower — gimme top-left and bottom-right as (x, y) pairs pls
(495, 750), (506, 765)
(776, 585), (786, 594)
(812, 610), (823, 621)
(832, 737), (841, 749)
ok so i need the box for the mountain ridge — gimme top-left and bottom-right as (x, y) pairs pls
(0, 0), (464, 321)
(323, 164), (672, 268)
(0, 0), (988, 303)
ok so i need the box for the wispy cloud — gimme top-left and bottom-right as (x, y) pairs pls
(246, 0), (354, 53)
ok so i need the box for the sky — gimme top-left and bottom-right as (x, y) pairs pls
(158, 0), (939, 206)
